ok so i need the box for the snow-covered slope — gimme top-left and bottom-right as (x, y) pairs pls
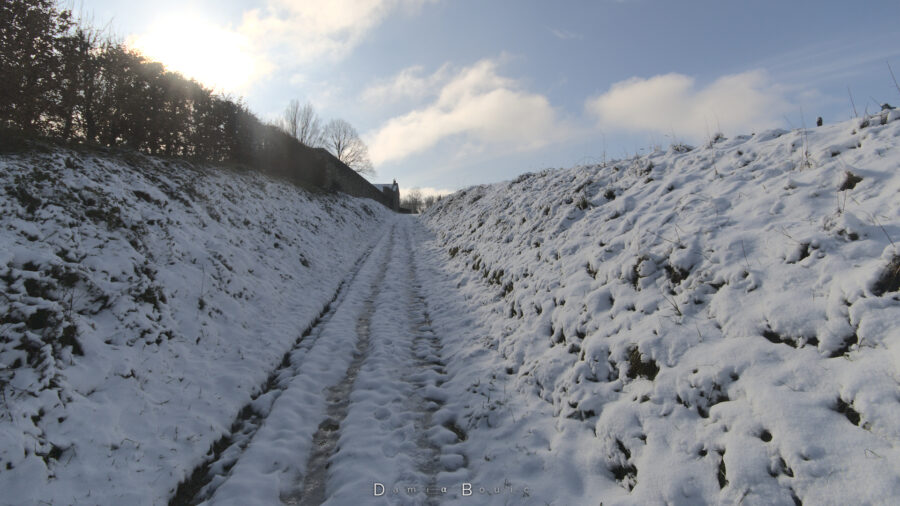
(423, 111), (900, 504)
(0, 147), (391, 504)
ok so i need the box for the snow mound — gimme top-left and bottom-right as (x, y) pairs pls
(423, 112), (900, 504)
(0, 148), (391, 504)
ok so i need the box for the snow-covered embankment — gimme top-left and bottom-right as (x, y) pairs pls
(422, 111), (900, 504)
(0, 148), (391, 504)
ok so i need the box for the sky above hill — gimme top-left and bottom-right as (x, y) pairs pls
(79, 0), (900, 195)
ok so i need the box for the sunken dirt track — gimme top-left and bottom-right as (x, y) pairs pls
(170, 217), (467, 506)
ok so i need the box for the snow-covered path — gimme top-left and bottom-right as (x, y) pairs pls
(174, 217), (467, 506)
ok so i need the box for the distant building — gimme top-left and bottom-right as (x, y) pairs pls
(373, 180), (400, 212)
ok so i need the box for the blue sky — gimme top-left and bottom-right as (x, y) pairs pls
(80, 0), (900, 195)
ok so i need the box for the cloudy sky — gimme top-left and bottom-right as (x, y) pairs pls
(81, 0), (900, 194)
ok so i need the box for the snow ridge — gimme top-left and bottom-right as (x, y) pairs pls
(423, 111), (900, 504)
(0, 148), (391, 505)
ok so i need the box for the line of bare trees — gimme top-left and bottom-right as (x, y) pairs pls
(399, 188), (441, 213)
(1, 0), (376, 180)
(276, 100), (374, 176)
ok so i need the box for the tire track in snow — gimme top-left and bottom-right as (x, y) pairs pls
(282, 229), (396, 505)
(169, 234), (386, 506)
(404, 220), (467, 504)
(303, 218), (465, 505)
(179, 218), (468, 505)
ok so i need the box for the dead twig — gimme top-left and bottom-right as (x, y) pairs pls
(740, 240), (752, 272)
(662, 292), (683, 318)
(888, 62), (900, 97)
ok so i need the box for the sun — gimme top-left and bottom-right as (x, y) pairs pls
(127, 13), (269, 94)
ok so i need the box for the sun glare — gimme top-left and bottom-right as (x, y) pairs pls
(127, 14), (268, 94)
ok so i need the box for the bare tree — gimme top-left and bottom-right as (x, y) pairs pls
(281, 99), (301, 138)
(281, 99), (323, 147)
(402, 192), (441, 213)
(401, 188), (423, 213)
(297, 102), (324, 148)
(323, 118), (374, 176)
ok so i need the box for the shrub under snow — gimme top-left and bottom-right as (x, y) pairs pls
(423, 111), (900, 504)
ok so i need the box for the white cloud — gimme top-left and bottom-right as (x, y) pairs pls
(240, 0), (436, 64)
(288, 73), (307, 86)
(585, 70), (790, 140)
(127, 14), (272, 93)
(127, 1), (435, 93)
(361, 64), (451, 104)
(549, 28), (583, 40)
(366, 59), (570, 165)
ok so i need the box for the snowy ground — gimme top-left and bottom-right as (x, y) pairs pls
(422, 110), (900, 504)
(2, 109), (900, 506)
(195, 218), (468, 506)
(0, 148), (392, 504)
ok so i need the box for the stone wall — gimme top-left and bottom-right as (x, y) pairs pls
(252, 139), (396, 210)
